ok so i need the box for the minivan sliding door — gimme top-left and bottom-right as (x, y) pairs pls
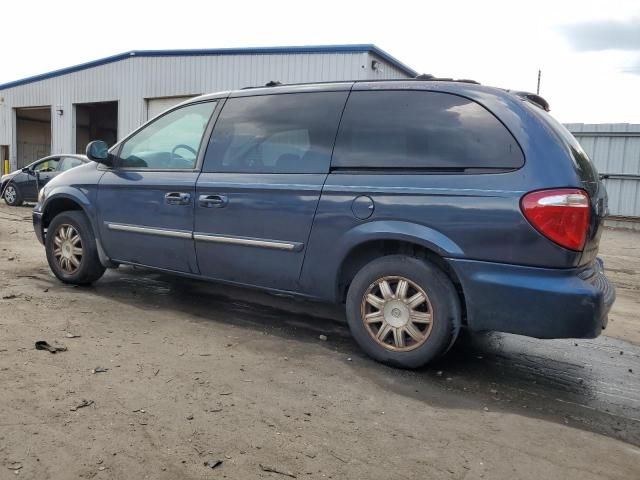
(194, 91), (349, 291)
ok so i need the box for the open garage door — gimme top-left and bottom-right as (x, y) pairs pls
(16, 107), (51, 169)
(75, 102), (118, 154)
(147, 96), (196, 121)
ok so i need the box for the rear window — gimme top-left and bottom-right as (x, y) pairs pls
(332, 91), (524, 170)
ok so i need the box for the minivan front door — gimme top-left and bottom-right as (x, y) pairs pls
(97, 101), (218, 273)
(194, 91), (349, 291)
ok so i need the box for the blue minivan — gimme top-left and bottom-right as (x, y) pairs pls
(32, 80), (615, 368)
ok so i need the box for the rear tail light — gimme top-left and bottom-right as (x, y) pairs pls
(520, 189), (590, 251)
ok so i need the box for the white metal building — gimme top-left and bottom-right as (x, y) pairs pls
(0, 45), (416, 170)
(566, 123), (640, 227)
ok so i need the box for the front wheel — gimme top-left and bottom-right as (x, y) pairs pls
(45, 211), (106, 285)
(346, 255), (461, 369)
(3, 183), (23, 206)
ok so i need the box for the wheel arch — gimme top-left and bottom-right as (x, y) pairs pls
(42, 193), (90, 230)
(41, 189), (114, 268)
(333, 222), (467, 324)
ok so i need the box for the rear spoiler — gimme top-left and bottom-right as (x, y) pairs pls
(508, 91), (550, 112)
(413, 75), (551, 112)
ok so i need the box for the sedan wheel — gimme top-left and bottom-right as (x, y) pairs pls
(52, 224), (84, 274)
(361, 276), (434, 352)
(3, 184), (22, 206)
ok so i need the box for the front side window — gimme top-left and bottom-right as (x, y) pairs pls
(119, 102), (216, 169)
(33, 158), (60, 172)
(203, 92), (348, 174)
(333, 91), (524, 170)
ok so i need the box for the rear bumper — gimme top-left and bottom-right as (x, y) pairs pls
(32, 209), (45, 245)
(448, 257), (615, 339)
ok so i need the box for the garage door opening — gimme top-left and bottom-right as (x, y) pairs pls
(75, 101), (118, 154)
(16, 107), (51, 169)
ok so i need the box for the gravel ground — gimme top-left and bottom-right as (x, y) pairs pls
(1, 203), (639, 480)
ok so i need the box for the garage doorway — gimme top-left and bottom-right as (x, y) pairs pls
(74, 101), (118, 154)
(146, 96), (197, 121)
(1, 146), (9, 174)
(16, 107), (51, 168)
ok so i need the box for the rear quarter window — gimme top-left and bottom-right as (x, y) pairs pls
(332, 90), (524, 170)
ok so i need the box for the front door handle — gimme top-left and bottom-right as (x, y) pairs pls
(199, 194), (228, 208)
(165, 192), (191, 205)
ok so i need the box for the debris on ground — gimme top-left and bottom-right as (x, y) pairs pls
(204, 459), (223, 470)
(7, 462), (22, 471)
(70, 399), (94, 411)
(35, 341), (67, 353)
(2, 294), (18, 299)
(329, 450), (349, 463)
(319, 335), (327, 341)
(65, 333), (81, 338)
(92, 367), (109, 374)
(186, 414), (194, 420)
(259, 463), (296, 478)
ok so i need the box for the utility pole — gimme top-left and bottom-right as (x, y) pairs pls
(537, 69), (541, 95)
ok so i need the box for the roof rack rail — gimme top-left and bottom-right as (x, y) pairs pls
(241, 80), (283, 90)
(414, 74), (480, 85)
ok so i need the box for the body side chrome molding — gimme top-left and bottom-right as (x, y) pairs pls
(106, 223), (192, 239)
(105, 222), (302, 251)
(193, 232), (302, 251)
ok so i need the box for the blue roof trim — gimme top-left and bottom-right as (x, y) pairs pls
(0, 44), (417, 90)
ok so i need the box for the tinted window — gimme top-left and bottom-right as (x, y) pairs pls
(58, 157), (84, 172)
(120, 102), (216, 169)
(333, 91), (524, 170)
(203, 92), (348, 174)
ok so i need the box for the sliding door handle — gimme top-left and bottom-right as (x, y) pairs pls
(199, 194), (228, 208)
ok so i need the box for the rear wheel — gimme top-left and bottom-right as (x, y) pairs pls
(3, 183), (23, 206)
(346, 255), (461, 369)
(45, 211), (106, 285)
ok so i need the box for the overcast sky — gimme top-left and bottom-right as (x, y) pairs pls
(1, 0), (638, 123)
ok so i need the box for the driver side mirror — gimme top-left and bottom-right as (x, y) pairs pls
(86, 140), (111, 165)
(21, 166), (32, 174)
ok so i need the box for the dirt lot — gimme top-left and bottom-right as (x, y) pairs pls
(1, 203), (639, 480)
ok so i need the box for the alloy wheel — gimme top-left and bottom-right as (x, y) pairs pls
(4, 185), (16, 204)
(53, 224), (83, 274)
(360, 276), (434, 352)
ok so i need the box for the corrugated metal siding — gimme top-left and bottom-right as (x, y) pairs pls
(566, 123), (640, 219)
(367, 53), (414, 79)
(0, 52), (411, 169)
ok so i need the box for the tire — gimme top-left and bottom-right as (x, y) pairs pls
(346, 255), (461, 369)
(3, 182), (23, 206)
(45, 211), (106, 285)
